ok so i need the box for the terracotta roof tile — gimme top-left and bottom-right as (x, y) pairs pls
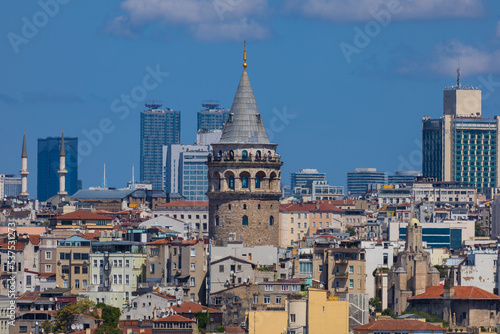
(354, 319), (444, 330)
(409, 286), (500, 300)
(152, 292), (176, 300)
(28, 234), (41, 246)
(154, 314), (196, 322)
(17, 291), (41, 300)
(225, 326), (246, 334)
(279, 202), (343, 213)
(170, 302), (222, 314)
(51, 210), (112, 221)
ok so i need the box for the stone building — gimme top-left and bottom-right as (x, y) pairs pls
(387, 217), (440, 315)
(207, 44), (282, 247)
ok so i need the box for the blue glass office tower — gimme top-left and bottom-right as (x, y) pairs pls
(140, 103), (181, 190)
(37, 136), (78, 201)
(197, 101), (229, 131)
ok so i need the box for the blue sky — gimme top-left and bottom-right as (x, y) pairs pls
(2, 0), (500, 196)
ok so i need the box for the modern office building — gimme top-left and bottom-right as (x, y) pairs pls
(197, 101), (230, 131)
(163, 131), (221, 201)
(387, 170), (421, 185)
(291, 169), (326, 191)
(0, 174), (21, 198)
(37, 135), (78, 202)
(422, 70), (500, 191)
(140, 103), (181, 189)
(346, 168), (386, 197)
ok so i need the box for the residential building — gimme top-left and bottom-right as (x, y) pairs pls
(0, 237), (38, 297)
(0, 295), (10, 334)
(210, 284), (258, 327)
(324, 247), (366, 298)
(0, 174), (21, 198)
(197, 101), (230, 131)
(37, 135), (78, 201)
(347, 168), (386, 197)
(55, 236), (91, 294)
(411, 180), (476, 209)
(377, 184), (412, 207)
(211, 242), (278, 266)
(163, 131), (221, 200)
(155, 201), (209, 237)
(81, 241), (147, 308)
(422, 78), (499, 191)
(72, 188), (167, 212)
(152, 314), (197, 334)
(279, 201), (344, 247)
(39, 233), (61, 275)
(460, 249), (497, 293)
(146, 238), (209, 304)
(49, 210), (113, 230)
(140, 102), (181, 189)
(121, 292), (177, 321)
(344, 209), (367, 239)
(139, 216), (190, 239)
(308, 288), (349, 334)
(207, 45), (282, 247)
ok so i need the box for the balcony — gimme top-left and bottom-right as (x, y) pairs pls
(208, 154), (282, 165)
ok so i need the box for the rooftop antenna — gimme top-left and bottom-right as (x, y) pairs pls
(132, 165), (135, 188)
(456, 60), (461, 90)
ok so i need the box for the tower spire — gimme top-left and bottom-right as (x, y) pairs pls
(243, 41), (247, 69)
(20, 133), (29, 198)
(60, 130), (66, 157)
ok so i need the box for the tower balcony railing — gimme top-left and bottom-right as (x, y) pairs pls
(208, 154), (281, 163)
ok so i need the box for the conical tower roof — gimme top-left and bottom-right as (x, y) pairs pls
(219, 44), (270, 145)
(60, 130), (65, 156)
(21, 133), (27, 158)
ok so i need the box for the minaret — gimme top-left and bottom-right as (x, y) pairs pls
(207, 42), (282, 247)
(19, 133), (29, 198)
(57, 130), (68, 196)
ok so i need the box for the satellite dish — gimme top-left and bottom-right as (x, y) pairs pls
(71, 324), (76, 330)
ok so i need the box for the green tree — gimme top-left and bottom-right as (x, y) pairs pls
(96, 303), (121, 328)
(369, 297), (382, 314)
(381, 308), (396, 318)
(475, 222), (488, 237)
(94, 326), (123, 334)
(194, 311), (210, 331)
(347, 226), (356, 237)
(49, 299), (97, 333)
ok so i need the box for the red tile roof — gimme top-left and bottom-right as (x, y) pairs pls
(409, 286), (500, 300)
(158, 201), (208, 208)
(39, 273), (56, 277)
(17, 291), (41, 301)
(51, 210), (112, 221)
(28, 234), (41, 246)
(280, 202), (343, 213)
(354, 319), (444, 331)
(154, 314), (196, 322)
(1, 243), (27, 250)
(170, 302), (222, 314)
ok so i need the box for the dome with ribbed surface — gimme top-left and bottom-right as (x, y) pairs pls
(219, 69), (270, 144)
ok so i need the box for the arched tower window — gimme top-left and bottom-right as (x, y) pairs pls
(255, 176), (261, 188)
(242, 175), (248, 188)
(243, 204), (247, 210)
(229, 150), (235, 160)
(242, 150), (248, 160)
(269, 216), (274, 226)
(229, 176), (235, 189)
(256, 150), (261, 160)
(242, 216), (248, 226)
(216, 217), (220, 226)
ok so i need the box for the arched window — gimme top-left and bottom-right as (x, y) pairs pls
(228, 204), (231, 210)
(269, 216), (274, 226)
(216, 217), (219, 226)
(242, 175), (248, 188)
(255, 176), (261, 189)
(242, 216), (248, 226)
(258, 204), (261, 210)
(242, 150), (248, 160)
(229, 150), (235, 160)
(229, 176), (235, 189)
(256, 150), (261, 160)
(243, 204), (247, 210)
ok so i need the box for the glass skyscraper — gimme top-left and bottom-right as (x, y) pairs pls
(37, 136), (78, 201)
(346, 168), (386, 197)
(140, 103), (181, 190)
(197, 101), (229, 131)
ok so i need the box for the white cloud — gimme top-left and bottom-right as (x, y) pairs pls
(396, 40), (500, 77)
(285, 0), (484, 22)
(104, 0), (271, 41)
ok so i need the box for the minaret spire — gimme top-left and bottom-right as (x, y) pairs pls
(57, 130), (68, 197)
(19, 133), (29, 198)
(243, 41), (247, 69)
(456, 67), (461, 90)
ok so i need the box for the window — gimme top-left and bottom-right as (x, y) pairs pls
(26, 276), (31, 286)
(45, 264), (51, 272)
(298, 223), (301, 228)
(229, 176), (235, 189)
(126, 275), (130, 284)
(242, 175), (248, 188)
(319, 222), (323, 229)
(216, 217), (219, 226)
(228, 204), (231, 210)
(276, 295), (282, 304)
(45, 251), (51, 259)
(75, 280), (80, 289)
(281, 285), (289, 291)
(150, 264), (155, 274)
(299, 262), (312, 276)
(219, 265), (224, 273)
(304, 223), (307, 228)
(253, 295), (258, 304)
(349, 279), (354, 289)
(83, 280), (87, 289)
(191, 263), (195, 270)
(215, 297), (223, 305)
(318, 265), (323, 272)
(242, 216), (248, 226)
(313, 213), (316, 218)
(126, 259), (130, 267)
(191, 248), (195, 256)
(190, 277), (195, 286)
(264, 296), (270, 304)
(113, 275), (117, 284)
(151, 248), (159, 256)
(93, 275), (98, 284)
(93, 260), (98, 267)
(349, 266), (354, 274)
(291, 228), (294, 234)
(265, 284), (273, 291)
(313, 222), (316, 228)
(255, 176), (261, 188)
(62, 266), (70, 274)
(290, 314), (296, 323)
(19, 326), (28, 333)
(269, 216), (274, 226)
(292, 285), (298, 291)
(383, 253), (388, 265)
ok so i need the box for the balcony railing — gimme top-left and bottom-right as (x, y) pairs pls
(208, 154), (281, 163)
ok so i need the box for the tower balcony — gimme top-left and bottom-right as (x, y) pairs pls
(207, 154), (282, 166)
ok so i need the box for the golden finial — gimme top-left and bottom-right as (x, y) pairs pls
(243, 41), (247, 69)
